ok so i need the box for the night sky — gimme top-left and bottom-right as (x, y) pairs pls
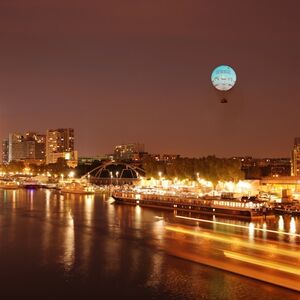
(1, 0), (300, 158)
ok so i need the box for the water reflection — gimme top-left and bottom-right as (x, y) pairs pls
(135, 205), (142, 230)
(42, 190), (51, 266)
(263, 222), (267, 240)
(146, 253), (163, 289)
(3, 190), (7, 203)
(278, 215), (285, 242)
(278, 216), (284, 231)
(212, 215), (217, 231)
(12, 190), (16, 209)
(63, 211), (75, 272)
(290, 217), (296, 234)
(29, 189), (34, 210)
(45, 189), (51, 217)
(289, 217), (296, 243)
(84, 194), (95, 226)
(81, 194), (95, 273)
(248, 222), (255, 241)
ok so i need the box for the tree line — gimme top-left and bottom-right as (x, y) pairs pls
(1, 156), (245, 184)
(0, 158), (74, 176)
(142, 156), (244, 185)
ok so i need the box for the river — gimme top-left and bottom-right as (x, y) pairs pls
(0, 189), (299, 299)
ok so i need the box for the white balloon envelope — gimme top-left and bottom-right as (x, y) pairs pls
(211, 65), (237, 91)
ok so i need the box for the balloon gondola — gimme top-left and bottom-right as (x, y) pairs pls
(220, 98), (228, 104)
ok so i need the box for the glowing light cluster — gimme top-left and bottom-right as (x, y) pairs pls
(137, 176), (258, 198)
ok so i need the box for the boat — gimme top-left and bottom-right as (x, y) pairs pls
(112, 190), (274, 219)
(60, 182), (95, 195)
(21, 180), (42, 189)
(40, 183), (58, 189)
(0, 180), (20, 190)
(274, 204), (300, 216)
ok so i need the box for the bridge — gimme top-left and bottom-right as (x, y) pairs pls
(82, 161), (145, 185)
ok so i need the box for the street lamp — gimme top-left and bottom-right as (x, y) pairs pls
(158, 171), (162, 187)
(110, 171), (113, 185)
(196, 172), (200, 185)
(116, 171), (119, 186)
(68, 171), (75, 179)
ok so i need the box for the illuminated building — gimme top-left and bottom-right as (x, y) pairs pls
(2, 139), (9, 164)
(6, 132), (46, 164)
(8, 133), (24, 162)
(24, 132), (46, 162)
(46, 128), (77, 166)
(114, 143), (145, 161)
(34, 134), (46, 160)
(47, 151), (78, 168)
(78, 155), (107, 165)
(260, 176), (300, 200)
(235, 157), (291, 179)
(147, 154), (180, 162)
(161, 154), (180, 162)
(292, 138), (300, 176)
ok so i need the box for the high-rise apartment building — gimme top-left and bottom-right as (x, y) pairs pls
(292, 138), (300, 176)
(34, 134), (46, 160)
(46, 128), (77, 166)
(6, 132), (46, 163)
(23, 132), (46, 161)
(8, 133), (25, 162)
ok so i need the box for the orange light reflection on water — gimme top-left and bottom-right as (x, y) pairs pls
(223, 250), (300, 276)
(175, 215), (300, 238)
(163, 224), (300, 292)
(165, 225), (300, 259)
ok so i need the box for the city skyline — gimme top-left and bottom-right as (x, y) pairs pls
(1, 1), (300, 157)
(1, 128), (298, 159)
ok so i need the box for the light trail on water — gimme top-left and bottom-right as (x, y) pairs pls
(175, 215), (300, 238)
(223, 251), (300, 276)
(164, 224), (300, 292)
(165, 225), (300, 258)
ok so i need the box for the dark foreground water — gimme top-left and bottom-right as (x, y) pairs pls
(0, 189), (299, 300)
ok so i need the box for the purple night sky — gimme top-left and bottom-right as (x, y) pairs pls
(0, 0), (300, 157)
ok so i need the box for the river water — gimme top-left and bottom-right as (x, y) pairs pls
(0, 189), (299, 299)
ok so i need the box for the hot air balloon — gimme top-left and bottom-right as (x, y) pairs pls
(211, 65), (237, 103)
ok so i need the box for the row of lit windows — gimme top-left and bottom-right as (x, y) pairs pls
(116, 193), (263, 210)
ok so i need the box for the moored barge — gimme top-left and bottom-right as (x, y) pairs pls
(274, 204), (300, 216)
(0, 180), (20, 190)
(113, 191), (274, 219)
(60, 182), (95, 195)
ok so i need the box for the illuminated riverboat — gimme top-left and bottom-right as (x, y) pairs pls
(274, 204), (300, 216)
(60, 182), (95, 195)
(21, 180), (42, 189)
(0, 180), (20, 190)
(113, 190), (274, 219)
